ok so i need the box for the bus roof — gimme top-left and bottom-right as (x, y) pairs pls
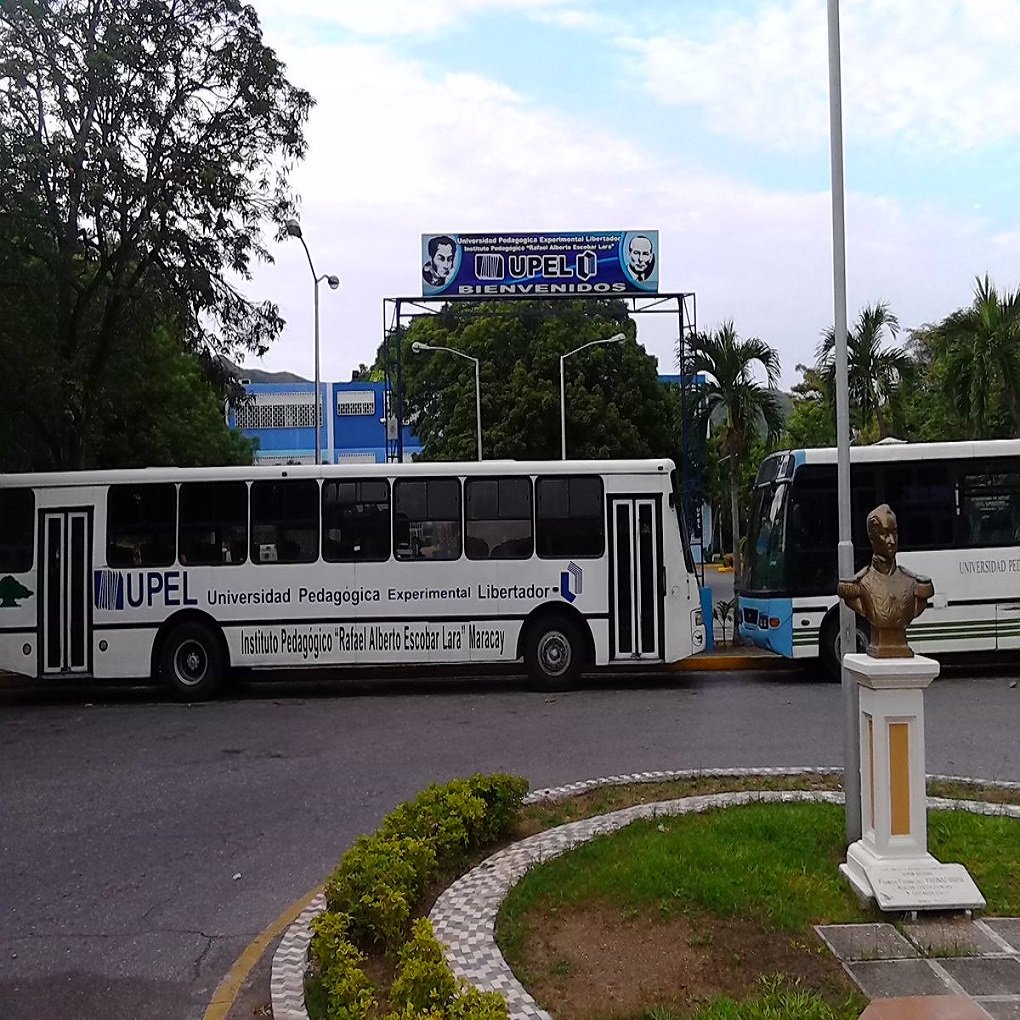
(770, 438), (1020, 469)
(0, 458), (678, 489)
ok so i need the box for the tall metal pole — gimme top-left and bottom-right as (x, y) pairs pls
(559, 355), (567, 459)
(474, 357), (482, 461)
(827, 0), (861, 842)
(313, 278), (321, 466)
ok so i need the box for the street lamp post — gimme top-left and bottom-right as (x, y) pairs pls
(285, 219), (339, 466)
(411, 341), (482, 460)
(559, 332), (626, 459)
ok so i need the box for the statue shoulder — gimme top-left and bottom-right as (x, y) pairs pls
(837, 566), (868, 599)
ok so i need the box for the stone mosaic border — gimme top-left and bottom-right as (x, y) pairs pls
(271, 767), (1020, 1020)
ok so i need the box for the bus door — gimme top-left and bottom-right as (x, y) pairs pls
(609, 497), (662, 661)
(38, 509), (93, 676)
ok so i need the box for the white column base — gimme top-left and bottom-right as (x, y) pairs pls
(841, 838), (985, 912)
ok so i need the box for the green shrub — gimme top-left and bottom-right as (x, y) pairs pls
(324, 834), (438, 948)
(307, 911), (375, 1020)
(386, 919), (508, 1020)
(466, 774), (530, 846)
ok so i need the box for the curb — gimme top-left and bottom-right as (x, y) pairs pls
(677, 652), (797, 671)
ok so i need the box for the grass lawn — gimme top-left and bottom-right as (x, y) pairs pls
(494, 780), (1020, 1020)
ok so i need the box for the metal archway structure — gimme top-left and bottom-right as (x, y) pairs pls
(380, 291), (704, 556)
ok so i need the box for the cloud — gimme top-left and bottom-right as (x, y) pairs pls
(622, 0), (1020, 153)
(245, 18), (1020, 391)
(254, 0), (576, 37)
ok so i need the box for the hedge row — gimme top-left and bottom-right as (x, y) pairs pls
(306, 773), (529, 1019)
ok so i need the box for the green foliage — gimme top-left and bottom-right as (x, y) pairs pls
(713, 599), (735, 645)
(385, 919), (508, 1020)
(324, 835), (438, 949)
(390, 299), (680, 461)
(307, 911), (376, 1020)
(686, 322), (784, 577)
(0, 0), (311, 467)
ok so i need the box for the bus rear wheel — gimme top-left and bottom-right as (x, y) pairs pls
(159, 622), (224, 701)
(525, 615), (585, 690)
(820, 613), (868, 681)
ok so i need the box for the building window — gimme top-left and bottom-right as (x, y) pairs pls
(322, 480), (390, 561)
(107, 484), (177, 567)
(535, 475), (604, 558)
(336, 391), (377, 416)
(465, 478), (533, 559)
(393, 479), (461, 561)
(250, 480), (319, 563)
(234, 396), (320, 430)
(179, 482), (248, 565)
(0, 488), (34, 572)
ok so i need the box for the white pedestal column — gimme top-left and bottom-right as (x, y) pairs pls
(839, 653), (985, 912)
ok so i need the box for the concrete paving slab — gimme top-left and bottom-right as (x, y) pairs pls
(981, 1003), (1020, 1020)
(859, 996), (992, 1020)
(938, 958), (1020, 996)
(847, 960), (951, 999)
(986, 920), (1020, 953)
(903, 918), (1006, 957)
(817, 923), (919, 961)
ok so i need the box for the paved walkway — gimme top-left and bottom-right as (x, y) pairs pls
(270, 768), (1020, 1020)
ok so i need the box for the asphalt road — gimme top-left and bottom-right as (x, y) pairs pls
(2, 663), (1018, 1020)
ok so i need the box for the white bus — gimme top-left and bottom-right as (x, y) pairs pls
(738, 439), (1020, 675)
(0, 459), (707, 699)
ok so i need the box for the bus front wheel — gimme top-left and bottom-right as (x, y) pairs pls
(820, 613), (868, 681)
(525, 615), (585, 690)
(159, 622), (224, 701)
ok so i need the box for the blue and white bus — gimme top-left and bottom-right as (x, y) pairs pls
(0, 459), (707, 699)
(738, 439), (1020, 675)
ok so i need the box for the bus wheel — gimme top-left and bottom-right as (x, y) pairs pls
(820, 613), (868, 681)
(525, 615), (584, 690)
(159, 622), (224, 701)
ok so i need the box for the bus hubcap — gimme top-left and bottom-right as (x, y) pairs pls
(538, 632), (569, 676)
(176, 642), (207, 684)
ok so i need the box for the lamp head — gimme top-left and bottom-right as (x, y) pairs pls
(607, 332), (626, 344)
(326, 275), (340, 290)
(285, 218), (302, 238)
(411, 342), (426, 353)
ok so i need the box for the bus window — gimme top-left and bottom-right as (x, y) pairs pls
(179, 481), (248, 565)
(960, 469), (1020, 547)
(883, 462), (955, 551)
(465, 477), (533, 560)
(107, 484), (176, 567)
(535, 475), (604, 558)
(322, 479), (390, 562)
(393, 478), (461, 561)
(0, 489), (34, 572)
(250, 480), (319, 564)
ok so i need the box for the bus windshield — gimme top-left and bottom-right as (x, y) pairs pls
(742, 481), (789, 592)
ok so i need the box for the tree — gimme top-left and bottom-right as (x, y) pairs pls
(685, 322), (784, 581)
(393, 299), (680, 462)
(0, 0), (312, 467)
(782, 363), (836, 449)
(815, 302), (911, 440)
(926, 274), (1020, 438)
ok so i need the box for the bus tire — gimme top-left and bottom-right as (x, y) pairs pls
(524, 614), (585, 691)
(820, 612), (868, 681)
(159, 622), (224, 701)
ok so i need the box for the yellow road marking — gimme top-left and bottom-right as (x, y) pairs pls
(202, 883), (323, 1020)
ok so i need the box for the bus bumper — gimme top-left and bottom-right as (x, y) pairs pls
(737, 597), (794, 658)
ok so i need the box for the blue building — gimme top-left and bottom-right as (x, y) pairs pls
(228, 381), (422, 464)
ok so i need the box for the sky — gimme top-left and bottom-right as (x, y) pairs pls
(242, 0), (1020, 390)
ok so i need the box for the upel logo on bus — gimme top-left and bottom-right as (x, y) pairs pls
(560, 562), (583, 603)
(94, 569), (198, 610)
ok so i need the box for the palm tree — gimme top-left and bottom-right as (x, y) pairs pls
(815, 302), (911, 439)
(685, 322), (784, 582)
(931, 274), (1020, 437)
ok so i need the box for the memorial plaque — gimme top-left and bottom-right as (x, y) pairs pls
(867, 861), (986, 912)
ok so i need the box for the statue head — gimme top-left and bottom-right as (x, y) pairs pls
(866, 503), (898, 564)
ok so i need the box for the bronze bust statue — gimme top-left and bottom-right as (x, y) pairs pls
(837, 503), (934, 658)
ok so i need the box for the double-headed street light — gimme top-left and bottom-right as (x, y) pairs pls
(285, 219), (339, 466)
(559, 332), (626, 459)
(411, 341), (482, 461)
